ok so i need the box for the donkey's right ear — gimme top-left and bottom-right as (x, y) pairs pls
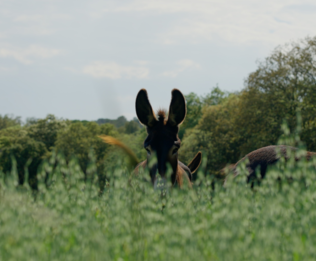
(135, 89), (157, 127)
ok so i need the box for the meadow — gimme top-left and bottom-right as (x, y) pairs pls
(1, 142), (316, 261)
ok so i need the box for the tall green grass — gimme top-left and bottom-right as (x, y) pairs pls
(1, 132), (316, 260)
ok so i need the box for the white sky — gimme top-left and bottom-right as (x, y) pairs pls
(0, 0), (315, 120)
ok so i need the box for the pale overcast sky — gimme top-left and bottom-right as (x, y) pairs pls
(0, 0), (315, 121)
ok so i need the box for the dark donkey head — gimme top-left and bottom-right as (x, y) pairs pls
(136, 89), (191, 186)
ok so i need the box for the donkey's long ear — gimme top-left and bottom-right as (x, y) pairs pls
(187, 152), (202, 174)
(167, 89), (186, 126)
(136, 89), (157, 127)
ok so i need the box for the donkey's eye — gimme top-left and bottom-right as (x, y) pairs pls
(145, 148), (151, 155)
(172, 148), (178, 155)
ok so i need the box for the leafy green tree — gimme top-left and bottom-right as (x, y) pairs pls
(180, 36), (316, 176)
(179, 87), (231, 139)
(71, 119), (90, 126)
(179, 93), (203, 139)
(180, 94), (241, 175)
(96, 116), (128, 128)
(240, 36), (316, 152)
(55, 122), (119, 180)
(0, 126), (47, 188)
(202, 85), (230, 106)
(27, 114), (69, 152)
(121, 127), (148, 162)
(25, 117), (38, 126)
(0, 115), (21, 130)
(123, 120), (141, 134)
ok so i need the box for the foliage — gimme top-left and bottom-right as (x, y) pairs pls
(0, 114), (146, 190)
(1, 140), (316, 260)
(179, 87), (230, 139)
(71, 119), (90, 126)
(180, 36), (316, 175)
(180, 94), (241, 175)
(119, 120), (141, 134)
(96, 116), (129, 128)
(202, 85), (230, 106)
(24, 117), (38, 126)
(55, 122), (119, 176)
(0, 126), (47, 188)
(0, 114), (21, 130)
(240, 36), (316, 152)
(179, 92), (202, 139)
(121, 127), (148, 162)
(27, 114), (69, 151)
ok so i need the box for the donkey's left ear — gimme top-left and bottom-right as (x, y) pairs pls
(167, 89), (186, 126)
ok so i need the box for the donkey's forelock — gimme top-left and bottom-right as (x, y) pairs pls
(157, 109), (167, 124)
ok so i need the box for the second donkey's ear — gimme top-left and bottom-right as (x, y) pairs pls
(136, 89), (157, 127)
(167, 89), (186, 126)
(187, 152), (202, 174)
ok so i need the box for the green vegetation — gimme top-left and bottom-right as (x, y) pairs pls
(0, 114), (144, 189)
(0, 36), (316, 260)
(1, 129), (316, 260)
(0, 114), (21, 130)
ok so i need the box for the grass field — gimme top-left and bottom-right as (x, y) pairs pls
(1, 150), (316, 261)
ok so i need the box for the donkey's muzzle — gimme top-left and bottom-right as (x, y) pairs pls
(154, 176), (167, 191)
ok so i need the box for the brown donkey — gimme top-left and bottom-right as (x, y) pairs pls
(99, 133), (202, 187)
(225, 145), (316, 185)
(99, 89), (202, 188)
(135, 89), (202, 188)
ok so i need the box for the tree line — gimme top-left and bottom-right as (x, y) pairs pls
(0, 114), (145, 189)
(0, 36), (315, 186)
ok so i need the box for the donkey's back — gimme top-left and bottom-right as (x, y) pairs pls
(232, 145), (316, 183)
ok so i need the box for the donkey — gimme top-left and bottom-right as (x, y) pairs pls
(135, 88), (202, 188)
(224, 145), (316, 185)
(99, 88), (202, 188)
(99, 133), (202, 187)
(134, 151), (202, 188)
